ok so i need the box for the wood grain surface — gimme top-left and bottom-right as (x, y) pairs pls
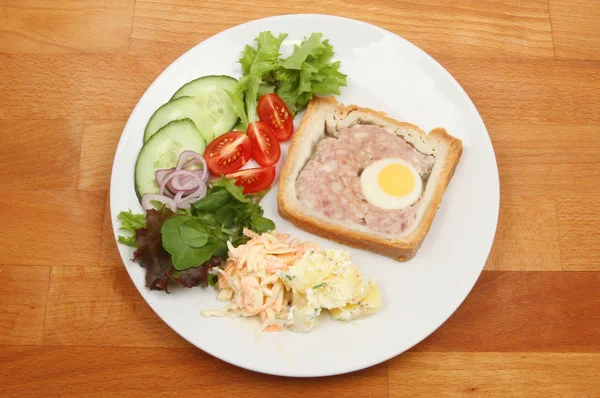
(1, 1), (599, 397)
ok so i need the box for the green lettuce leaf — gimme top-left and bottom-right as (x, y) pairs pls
(233, 31), (287, 126)
(275, 36), (346, 114)
(118, 235), (137, 247)
(233, 31), (346, 125)
(161, 216), (217, 271)
(117, 210), (146, 247)
(281, 33), (327, 70)
(210, 175), (251, 203)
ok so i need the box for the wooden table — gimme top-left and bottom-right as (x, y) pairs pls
(1, 1), (599, 396)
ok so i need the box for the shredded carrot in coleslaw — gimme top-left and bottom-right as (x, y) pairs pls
(201, 229), (319, 332)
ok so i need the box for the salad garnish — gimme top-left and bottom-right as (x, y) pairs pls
(230, 31), (347, 128)
(119, 176), (274, 292)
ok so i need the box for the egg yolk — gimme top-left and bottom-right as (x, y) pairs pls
(377, 164), (415, 197)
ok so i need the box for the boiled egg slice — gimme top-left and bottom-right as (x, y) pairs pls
(360, 158), (422, 210)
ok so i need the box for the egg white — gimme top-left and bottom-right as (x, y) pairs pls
(360, 158), (422, 210)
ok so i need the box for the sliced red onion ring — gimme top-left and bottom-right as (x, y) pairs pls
(174, 173), (207, 208)
(141, 193), (177, 213)
(176, 150), (209, 182)
(155, 169), (172, 186)
(174, 190), (184, 202)
(171, 176), (195, 191)
(160, 169), (204, 197)
(157, 169), (206, 196)
(177, 184), (207, 209)
(147, 150), (209, 211)
(171, 170), (205, 191)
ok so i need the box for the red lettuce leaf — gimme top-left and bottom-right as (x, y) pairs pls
(169, 256), (221, 288)
(133, 208), (176, 292)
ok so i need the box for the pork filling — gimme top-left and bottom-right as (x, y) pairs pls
(296, 124), (435, 235)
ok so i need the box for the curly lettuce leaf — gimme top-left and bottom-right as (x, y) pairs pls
(281, 33), (327, 70)
(117, 210), (146, 247)
(118, 234), (136, 247)
(233, 31), (346, 124)
(275, 35), (347, 114)
(233, 31), (288, 126)
(239, 45), (257, 76)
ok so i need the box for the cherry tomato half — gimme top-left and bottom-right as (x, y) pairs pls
(257, 93), (294, 141)
(247, 121), (281, 167)
(226, 166), (276, 194)
(204, 131), (252, 175)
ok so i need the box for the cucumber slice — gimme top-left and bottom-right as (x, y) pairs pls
(135, 119), (206, 199)
(144, 96), (211, 143)
(171, 75), (241, 139)
(171, 75), (237, 100)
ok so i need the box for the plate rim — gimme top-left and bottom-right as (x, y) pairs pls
(109, 13), (500, 377)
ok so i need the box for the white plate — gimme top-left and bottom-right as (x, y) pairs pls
(110, 14), (499, 377)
